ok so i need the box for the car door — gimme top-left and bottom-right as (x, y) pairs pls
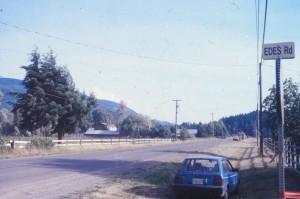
(222, 160), (238, 192)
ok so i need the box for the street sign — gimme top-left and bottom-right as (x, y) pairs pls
(262, 42), (295, 60)
(264, 41), (296, 199)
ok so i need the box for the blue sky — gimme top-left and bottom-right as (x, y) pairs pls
(1, 0), (300, 123)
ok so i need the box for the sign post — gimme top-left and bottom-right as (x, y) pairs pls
(275, 57), (285, 199)
(262, 42), (295, 199)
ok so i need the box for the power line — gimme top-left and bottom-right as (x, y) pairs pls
(255, 0), (260, 64)
(0, 21), (254, 68)
(182, 98), (257, 113)
(263, 64), (300, 73)
(260, 0), (268, 63)
(3, 49), (299, 75)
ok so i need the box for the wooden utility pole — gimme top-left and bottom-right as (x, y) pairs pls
(211, 113), (214, 136)
(172, 99), (181, 140)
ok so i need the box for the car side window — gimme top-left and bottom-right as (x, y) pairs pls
(226, 160), (234, 170)
(181, 159), (193, 171)
(222, 160), (231, 173)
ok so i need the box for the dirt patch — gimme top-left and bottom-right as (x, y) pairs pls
(63, 138), (300, 199)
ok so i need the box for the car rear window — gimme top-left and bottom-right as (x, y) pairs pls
(181, 159), (219, 173)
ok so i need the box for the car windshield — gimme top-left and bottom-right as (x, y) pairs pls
(181, 159), (219, 173)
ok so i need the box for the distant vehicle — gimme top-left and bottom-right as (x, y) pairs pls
(233, 137), (239, 141)
(173, 156), (239, 199)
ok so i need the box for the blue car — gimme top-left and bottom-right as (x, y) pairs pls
(173, 156), (239, 199)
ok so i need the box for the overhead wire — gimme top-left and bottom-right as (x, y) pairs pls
(260, 0), (268, 64)
(0, 20), (255, 68)
(0, 10), (271, 121)
(181, 98), (257, 113)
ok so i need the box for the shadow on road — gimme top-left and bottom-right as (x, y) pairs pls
(36, 158), (162, 177)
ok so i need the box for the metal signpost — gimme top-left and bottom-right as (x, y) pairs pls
(262, 42), (295, 199)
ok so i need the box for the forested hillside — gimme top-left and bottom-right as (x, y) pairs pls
(222, 111), (257, 137)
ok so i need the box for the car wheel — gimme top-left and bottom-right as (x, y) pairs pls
(221, 190), (228, 199)
(175, 191), (184, 199)
(232, 180), (240, 195)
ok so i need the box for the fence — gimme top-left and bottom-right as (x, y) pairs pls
(264, 138), (300, 175)
(5, 137), (173, 149)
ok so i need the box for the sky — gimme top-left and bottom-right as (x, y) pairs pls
(1, 0), (300, 124)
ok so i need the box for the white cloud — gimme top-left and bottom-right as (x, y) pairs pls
(92, 87), (120, 102)
(91, 87), (136, 110)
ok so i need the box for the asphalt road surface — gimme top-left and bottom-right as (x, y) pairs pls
(0, 139), (231, 199)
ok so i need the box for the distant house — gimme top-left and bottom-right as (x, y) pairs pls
(176, 129), (197, 137)
(84, 128), (120, 138)
(94, 123), (117, 131)
(238, 132), (247, 140)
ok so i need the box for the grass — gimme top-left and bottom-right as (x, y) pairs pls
(137, 163), (178, 186)
(0, 143), (184, 160)
(125, 139), (300, 199)
(123, 163), (179, 199)
(0, 137), (209, 159)
(61, 138), (300, 199)
(232, 167), (278, 199)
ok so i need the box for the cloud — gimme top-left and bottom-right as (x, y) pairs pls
(92, 87), (120, 102)
(91, 87), (137, 111)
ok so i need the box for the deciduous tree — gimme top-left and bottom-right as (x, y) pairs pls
(92, 109), (113, 129)
(115, 100), (128, 127)
(264, 78), (300, 145)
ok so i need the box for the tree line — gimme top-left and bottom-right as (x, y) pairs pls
(0, 49), (175, 140)
(1, 49), (300, 144)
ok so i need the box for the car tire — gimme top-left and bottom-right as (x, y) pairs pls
(221, 190), (228, 199)
(232, 180), (240, 195)
(175, 191), (184, 199)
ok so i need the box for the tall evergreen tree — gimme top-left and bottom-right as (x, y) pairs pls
(11, 49), (96, 140)
(196, 122), (208, 137)
(222, 111), (257, 137)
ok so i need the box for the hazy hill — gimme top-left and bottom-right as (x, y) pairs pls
(0, 78), (137, 116)
(0, 78), (25, 110)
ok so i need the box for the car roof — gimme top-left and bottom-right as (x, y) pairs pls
(184, 156), (226, 161)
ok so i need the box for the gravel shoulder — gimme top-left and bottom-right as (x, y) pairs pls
(64, 138), (300, 199)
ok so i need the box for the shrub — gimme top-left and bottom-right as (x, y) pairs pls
(180, 129), (190, 141)
(0, 135), (9, 150)
(28, 137), (54, 149)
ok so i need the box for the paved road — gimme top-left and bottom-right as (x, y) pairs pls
(0, 139), (231, 199)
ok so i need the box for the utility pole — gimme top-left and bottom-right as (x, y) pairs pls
(172, 99), (181, 140)
(259, 62), (263, 155)
(257, 103), (259, 146)
(211, 113), (214, 137)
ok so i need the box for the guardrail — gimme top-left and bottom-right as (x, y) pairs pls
(52, 138), (172, 146)
(264, 138), (300, 175)
(6, 138), (173, 149)
(5, 140), (30, 149)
